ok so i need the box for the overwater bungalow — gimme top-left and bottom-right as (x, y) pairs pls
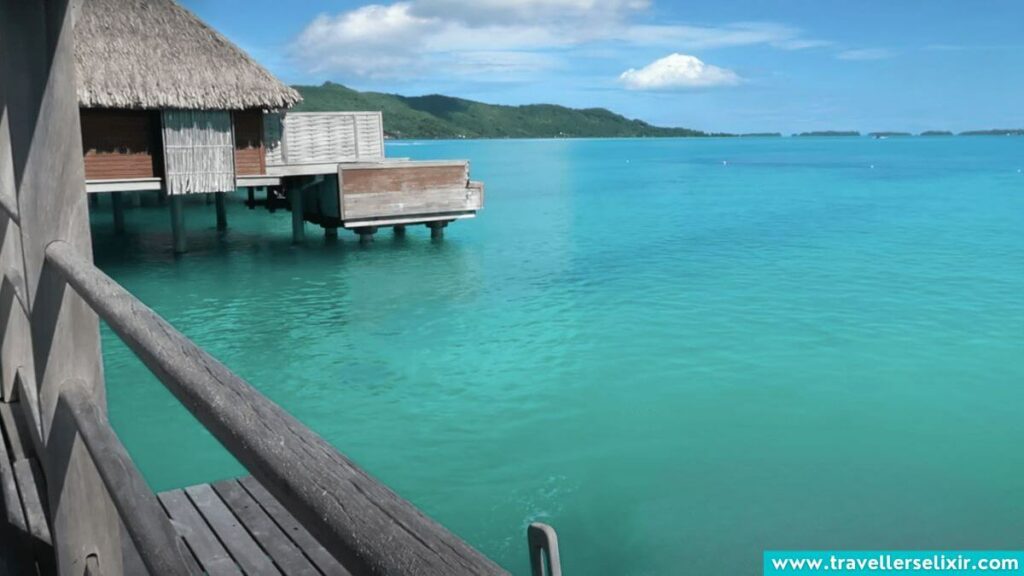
(76, 0), (483, 253)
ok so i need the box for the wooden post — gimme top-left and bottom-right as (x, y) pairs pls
(393, 225), (406, 237)
(215, 193), (227, 231)
(111, 192), (125, 234)
(1, 0), (123, 572)
(427, 221), (447, 240)
(169, 195), (186, 254)
(246, 187), (255, 209)
(324, 226), (338, 240)
(355, 226), (376, 244)
(290, 187), (304, 243)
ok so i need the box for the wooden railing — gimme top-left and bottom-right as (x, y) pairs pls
(44, 239), (507, 575)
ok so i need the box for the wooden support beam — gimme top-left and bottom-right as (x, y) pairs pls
(324, 226), (338, 240)
(393, 225), (406, 237)
(169, 195), (186, 254)
(111, 192), (125, 234)
(246, 188), (255, 209)
(60, 381), (193, 575)
(427, 220), (448, 240)
(355, 226), (377, 244)
(215, 193), (227, 231)
(290, 187), (304, 243)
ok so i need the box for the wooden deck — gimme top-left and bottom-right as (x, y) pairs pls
(0, 399), (55, 575)
(3, 397), (350, 576)
(154, 478), (350, 575)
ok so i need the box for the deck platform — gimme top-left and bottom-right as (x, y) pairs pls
(154, 477), (350, 575)
(3, 395), (350, 575)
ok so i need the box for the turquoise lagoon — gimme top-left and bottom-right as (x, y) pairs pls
(91, 137), (1024, 575)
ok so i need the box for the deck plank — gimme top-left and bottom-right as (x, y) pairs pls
(186, 484), (282, 576)
(0, 403), (32, 461)
(12, 458), (51, 546)
(238, 477), (350, 576)
(159, 489), (241, 576)
(0, 420), (27, 534)
(213, 480), (319, 576)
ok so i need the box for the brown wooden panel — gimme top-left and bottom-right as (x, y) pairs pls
(340, 164), (467, 195)
(233, 110), (265, 176)
(80, 109), (159, 179)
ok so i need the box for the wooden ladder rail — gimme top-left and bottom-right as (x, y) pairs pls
(45, 240), (506, 576)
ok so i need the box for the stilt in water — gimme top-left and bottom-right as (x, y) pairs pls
(393, 225), (406, 238)
(247, 187), (255, 209)
(427, 221), (448, 240)
(268, 186), (277, 213)
(325, 226), (339, 241)
(290, 187), (304, 243)
(111, 191), (125, 234)
(89, 193), (98, 208)
(215, 192), (228, 230)
(169, 195), (187, 254)
(356, 226), (377, 244)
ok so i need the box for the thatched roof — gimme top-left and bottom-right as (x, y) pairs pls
(75, 0), (301, 110)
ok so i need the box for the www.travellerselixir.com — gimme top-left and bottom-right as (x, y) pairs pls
(763, 551), (1024, 574)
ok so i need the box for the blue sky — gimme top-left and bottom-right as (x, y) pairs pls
(184, 0), (1024, 133)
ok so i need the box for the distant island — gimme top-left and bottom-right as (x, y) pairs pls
(920, 130), (954, 136)
(959, 129), (1024, 136)
(869, 131), (912, 137)
(292, 82), (717, 139)
(795, 131), (861, 137)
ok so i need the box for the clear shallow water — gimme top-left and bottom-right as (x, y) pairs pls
(92, 137), (1024, 575)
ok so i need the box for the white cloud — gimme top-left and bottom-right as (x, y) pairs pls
(290, 1), (826, 80)
(619, 53), (741, 90)
(837, 48), (892, 61)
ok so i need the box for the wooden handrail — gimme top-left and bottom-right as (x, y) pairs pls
(45, 240), (506, 576)
(58, 379), (194, 575)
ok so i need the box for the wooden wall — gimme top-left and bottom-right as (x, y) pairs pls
(80, 109), (160, 180)
(233, 110), (264, 175)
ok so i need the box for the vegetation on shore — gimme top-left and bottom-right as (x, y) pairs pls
(293, 82), (714, 139)
(920, 130), (954, 136)
(869, 131), (912, 137)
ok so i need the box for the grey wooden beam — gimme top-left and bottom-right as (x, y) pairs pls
(60, 381), (193, 576)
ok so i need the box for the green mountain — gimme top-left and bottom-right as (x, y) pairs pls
(291, 82), (712, 139)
